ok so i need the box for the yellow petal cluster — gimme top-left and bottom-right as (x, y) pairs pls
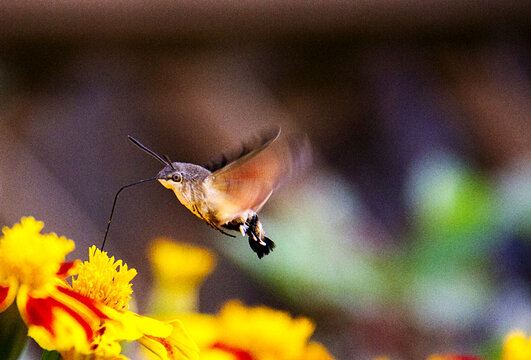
(0, 217), (74, 293)
(72, 246), (137, 311)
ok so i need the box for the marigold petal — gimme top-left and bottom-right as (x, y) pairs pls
(101, 308), (174, 343)
(27, 308), (93, 353)
(0, 278), (18, 313)
(211, 343), (254, 360)
(198, 349), (239, 360)
(131, 313), (175, 338)
(55, 286), (108, 320)
(138, 319), (199, 360)
(301, 342), (335, 360)
(166, 320), (200, 360)
(61, 348), (130, 360)
(16, 284), (110, 354)
(89, 328), (126, 359)
(172, 313), (220, 349)
(57, 261), (81, 278)
(22, 296), (94, 353)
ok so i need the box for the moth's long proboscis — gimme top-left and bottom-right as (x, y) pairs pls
(100, 177), (157, 252)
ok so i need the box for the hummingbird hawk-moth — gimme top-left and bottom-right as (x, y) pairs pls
(102, 127), (311, 258)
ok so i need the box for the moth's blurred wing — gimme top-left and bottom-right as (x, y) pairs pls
(204, 126), (280, 172)
(205, 133), (311, 224)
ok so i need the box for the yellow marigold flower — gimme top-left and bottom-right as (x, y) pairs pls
(72, 247), (137, 311)
(502, 330), (531, 360)
(179, 300), (335, 360)
(0, 217), (74, 294)
(149, 238), (216, 314)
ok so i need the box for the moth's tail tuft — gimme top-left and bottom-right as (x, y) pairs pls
(248, 236), (275, 259)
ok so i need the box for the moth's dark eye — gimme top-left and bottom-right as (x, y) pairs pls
(171, 173), (183, 183)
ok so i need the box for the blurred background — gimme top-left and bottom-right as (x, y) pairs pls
(0, 1), (530, 359)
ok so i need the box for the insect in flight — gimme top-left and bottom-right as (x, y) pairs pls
(102, 127), (311, 258)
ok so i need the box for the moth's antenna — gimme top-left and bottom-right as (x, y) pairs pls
(100, 177), (157, 252)
(128, 136), (170, 166)
(163, 154), (176, 170)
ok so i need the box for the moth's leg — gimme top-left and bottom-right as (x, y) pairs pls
(222, 217), (250, 236)
(221, 221), (242, 232)
(239, 223), (249, 236)
(247, 215), (264, 245)
(223, 215), (275, 258)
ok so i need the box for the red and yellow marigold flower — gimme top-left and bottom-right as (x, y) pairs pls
(0, 216), (77, 310)
(179, 300), (335, 360)
(0, 217), (93, 353)
(0, 217), (198, 360)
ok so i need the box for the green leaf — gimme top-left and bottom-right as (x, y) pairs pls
(41, 350), (62, 360)
(0, 302), (28, 360)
